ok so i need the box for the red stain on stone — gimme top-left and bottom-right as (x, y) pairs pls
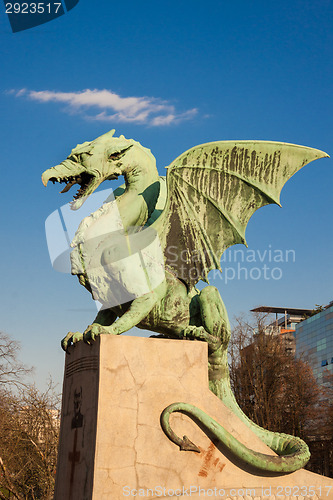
(198, 441), (225, 478)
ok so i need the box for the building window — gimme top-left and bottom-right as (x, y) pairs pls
(321, 359), (328, 367)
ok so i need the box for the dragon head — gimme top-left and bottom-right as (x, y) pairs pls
(42, 129), (143, 210)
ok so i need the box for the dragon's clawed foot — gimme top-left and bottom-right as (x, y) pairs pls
(61, 331), (84, 352)
(82, 324), (104, 344)
(61, 324), (119, 349)
(82, 323), (119, 343)
(61, 324), (112, 351)
(183, 326), (221, 352)
(183, 325), (207, 341)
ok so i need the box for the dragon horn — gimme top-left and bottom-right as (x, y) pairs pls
(96, 129), (116, 141)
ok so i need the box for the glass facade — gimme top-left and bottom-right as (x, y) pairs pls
(295, 304), (333, 389)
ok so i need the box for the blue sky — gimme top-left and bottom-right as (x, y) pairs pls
(0, 0), (332, 390)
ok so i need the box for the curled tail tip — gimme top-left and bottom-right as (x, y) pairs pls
(180, 435), (200, 453)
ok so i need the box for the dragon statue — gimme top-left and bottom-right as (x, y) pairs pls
(42, 130), (328, 473)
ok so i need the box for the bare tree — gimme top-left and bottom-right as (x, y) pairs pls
(229, 314), (323, 439)
(0, 332), (60, 499)
(0, 382), (60, 500)
(229, 313), (333, 477)
(0, 331), (31, 393)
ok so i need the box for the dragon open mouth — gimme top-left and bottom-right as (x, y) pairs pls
(49, 172), (95, 205)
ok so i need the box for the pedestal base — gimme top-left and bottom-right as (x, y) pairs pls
(55, 336), (333, 499)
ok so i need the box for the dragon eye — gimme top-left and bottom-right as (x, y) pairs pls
(109, 152), (121, 161)
(108, 145), (132, 161)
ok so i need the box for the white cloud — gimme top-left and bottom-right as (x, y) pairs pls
(151, 109), (198, 126)
(11, 88), (198, 126)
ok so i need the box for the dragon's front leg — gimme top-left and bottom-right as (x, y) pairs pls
(83, 280), (167, 344)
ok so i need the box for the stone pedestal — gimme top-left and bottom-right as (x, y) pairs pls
(54, 336), (333, 500)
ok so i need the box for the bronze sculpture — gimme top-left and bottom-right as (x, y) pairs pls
(42, 130), (328, 472)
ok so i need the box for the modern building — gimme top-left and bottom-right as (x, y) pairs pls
(295, 301), (333, 390)
(250, 303), (333, 477)
(250, 306), (313, 356)
(251, 302), (333, 390)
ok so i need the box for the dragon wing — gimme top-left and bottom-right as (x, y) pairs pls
(153, 141), (328, 289)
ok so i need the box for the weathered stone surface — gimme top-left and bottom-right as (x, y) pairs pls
(54, 336), (333, 499)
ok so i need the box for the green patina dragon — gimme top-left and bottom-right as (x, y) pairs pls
(42, 130), (328, 473)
